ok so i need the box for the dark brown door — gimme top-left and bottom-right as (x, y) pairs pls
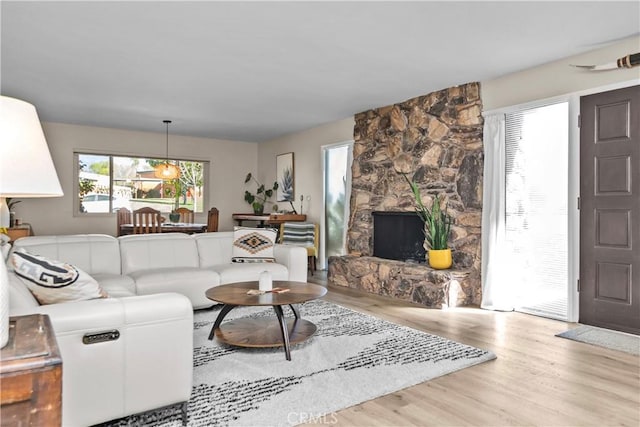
(580, 85), (639, 335)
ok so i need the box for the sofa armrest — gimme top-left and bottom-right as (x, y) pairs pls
(120, 294), (194, 417)
(273, 244), (308, 282)
(14, 293), (192, 332)
(18, 297), (125, 333)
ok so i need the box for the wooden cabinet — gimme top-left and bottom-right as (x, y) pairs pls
(1, 315), (62, 427)
(5, 226), (31, 243)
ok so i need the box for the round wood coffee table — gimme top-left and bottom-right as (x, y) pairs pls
(205, 281), (327, 361)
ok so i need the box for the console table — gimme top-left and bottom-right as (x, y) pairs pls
(232, 213), (306, 227)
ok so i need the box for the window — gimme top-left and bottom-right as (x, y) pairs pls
(76, 153), (207, 214)
(505, 101), (569, 320)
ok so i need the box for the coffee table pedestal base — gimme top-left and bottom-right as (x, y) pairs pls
(214, 318), (317, 360)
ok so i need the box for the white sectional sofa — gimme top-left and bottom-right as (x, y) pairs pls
(4, 231), (307, 426)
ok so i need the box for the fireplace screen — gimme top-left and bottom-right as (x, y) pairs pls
(372, 211), (426, 263)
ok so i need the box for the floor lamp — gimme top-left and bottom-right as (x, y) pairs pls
(0, 95), (63, 348)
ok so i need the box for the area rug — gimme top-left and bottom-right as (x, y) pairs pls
(556, 325), (639, 356)
(101, 299), (496, 427)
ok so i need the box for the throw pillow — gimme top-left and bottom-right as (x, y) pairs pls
(232, 226), (277, 263)
(11, 249), (109, 305)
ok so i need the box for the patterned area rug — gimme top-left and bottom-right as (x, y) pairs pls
(556, 325), (640, 356)
(101, 299), (496, 426)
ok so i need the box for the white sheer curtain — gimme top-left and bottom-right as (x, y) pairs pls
(481, 114), (514, 311)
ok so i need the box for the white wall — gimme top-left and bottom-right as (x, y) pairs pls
(257, 117), (354, 227)
(14, 122), (258, 236)
(15, 35), (638, 239)
(482, 35), (640, 111)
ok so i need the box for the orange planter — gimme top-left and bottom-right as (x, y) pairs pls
(428, 249), (452, 270)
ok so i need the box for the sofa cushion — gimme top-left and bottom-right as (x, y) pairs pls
(128, 267), (219, 309)
(93, 273), (136, 298)
(11, 250), (108, 305)
(194, 232), (234, 268)
(210, 262), (289, 284)
(232, 227), (277, 263)
(119, 233), (200, 275)
(11, 234), (123, 275)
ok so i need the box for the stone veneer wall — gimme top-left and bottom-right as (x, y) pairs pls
(328, 82), (484, 307)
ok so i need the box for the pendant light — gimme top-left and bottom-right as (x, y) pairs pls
(154, 119), (180, 180)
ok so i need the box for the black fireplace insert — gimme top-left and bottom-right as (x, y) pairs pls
(372, 211), (426, 263)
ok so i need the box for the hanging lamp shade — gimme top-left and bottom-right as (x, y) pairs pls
(154, 162), (180, 180)
(154, 120), (180, 180)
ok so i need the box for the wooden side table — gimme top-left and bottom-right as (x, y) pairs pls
(5, 225), (32, 243)
(0, 314), (62, 427)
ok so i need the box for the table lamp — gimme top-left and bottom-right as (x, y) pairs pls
(0, 95), (63, 348)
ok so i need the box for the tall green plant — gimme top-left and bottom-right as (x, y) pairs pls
(403, 174), (452, 250)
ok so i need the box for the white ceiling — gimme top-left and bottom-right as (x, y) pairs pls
(1, 1), (638, 142)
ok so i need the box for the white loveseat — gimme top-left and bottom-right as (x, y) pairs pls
(4, 231), (307, 426)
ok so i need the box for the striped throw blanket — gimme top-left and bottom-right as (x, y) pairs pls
(281, 222), (316, 247)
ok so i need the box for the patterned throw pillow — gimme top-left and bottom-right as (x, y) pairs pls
(232, 227), (277, 263)
(11, 249), (109, 305)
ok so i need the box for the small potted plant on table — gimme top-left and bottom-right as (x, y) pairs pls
(165, 179), (183, 222)
(244, 173), (278, 215)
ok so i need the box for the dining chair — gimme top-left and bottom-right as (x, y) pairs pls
(279, 222), (319, 274)
(132, 207), (162, 234)
(116, 207), (132, 236)
(207, 207), (219, 232)
(174, 207), (194, 224)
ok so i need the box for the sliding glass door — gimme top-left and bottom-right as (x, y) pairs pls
(505, 102), (569, 320)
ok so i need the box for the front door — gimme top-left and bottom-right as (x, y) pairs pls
(580, 85), (639, 335)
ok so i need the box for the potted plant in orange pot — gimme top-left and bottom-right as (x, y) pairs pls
(403, 174), (452, 269)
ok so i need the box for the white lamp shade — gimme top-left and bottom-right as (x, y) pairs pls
(0, 96), (63, 348)
(154, 162), (181, 180)
(0, 96), (63, 197)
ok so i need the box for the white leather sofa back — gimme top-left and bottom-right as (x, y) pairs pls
(119, 233), (200, 274)
(9, 232), (307, 309)
(195, 231), (234, 267)
(11, 234), (137, 299)
(11, 234), (122, 275)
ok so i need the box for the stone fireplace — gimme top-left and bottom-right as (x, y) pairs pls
(328, 82), (484, 308)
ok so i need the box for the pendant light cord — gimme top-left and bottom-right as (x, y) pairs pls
(163, 119), (172, 161)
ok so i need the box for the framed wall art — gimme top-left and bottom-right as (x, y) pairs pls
(276, 152), (294, 202)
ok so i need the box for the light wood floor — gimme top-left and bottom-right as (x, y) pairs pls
(304, 272), (640, 426)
